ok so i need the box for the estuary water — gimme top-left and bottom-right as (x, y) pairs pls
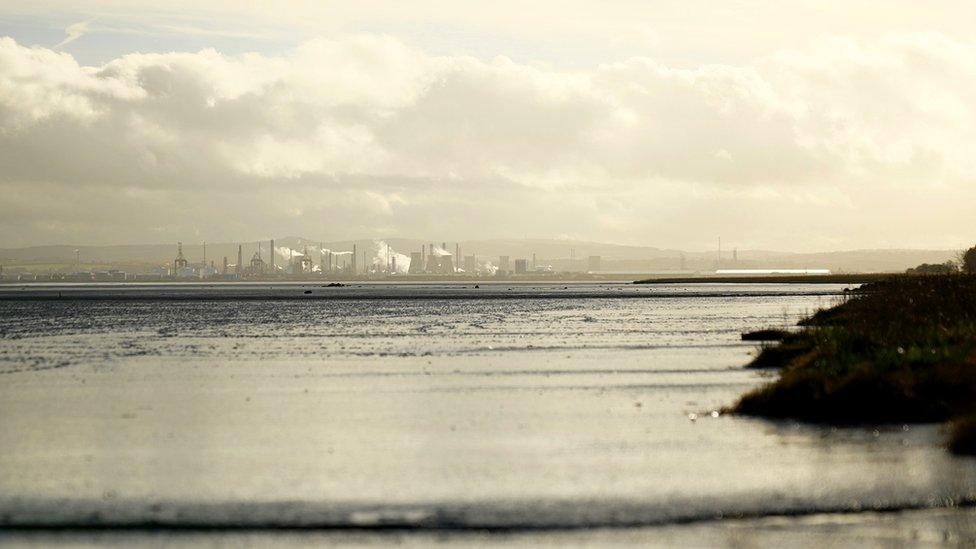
(1, 282), (975, 545)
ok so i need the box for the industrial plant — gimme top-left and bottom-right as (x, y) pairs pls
(3, 239), (583, 282)
(0, 236), (871, 283)
(146, 239), (568, 281)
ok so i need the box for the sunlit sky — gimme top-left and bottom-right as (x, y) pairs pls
(2, 1), (975, 251)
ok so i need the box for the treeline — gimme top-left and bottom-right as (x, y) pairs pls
(906, 245), (976, 275)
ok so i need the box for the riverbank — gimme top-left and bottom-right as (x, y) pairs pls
(731, 275), (976, 454)
(4, 505), (975, 547)
(635, 273), (892, 284)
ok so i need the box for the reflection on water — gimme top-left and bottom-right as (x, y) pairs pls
(0, 283), (974, 531)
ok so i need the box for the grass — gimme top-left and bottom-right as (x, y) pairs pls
(730, 275), (976, 455)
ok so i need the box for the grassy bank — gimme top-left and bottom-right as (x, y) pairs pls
(730, 275), (976, 455)
(635, 273), (892, 284)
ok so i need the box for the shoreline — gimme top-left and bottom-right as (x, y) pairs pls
(5, 506), (976, 546)
(730, 275), (976, 454)
(635, 274), (891, 284)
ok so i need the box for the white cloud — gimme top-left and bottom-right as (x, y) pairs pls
(0, 32), (975, 249)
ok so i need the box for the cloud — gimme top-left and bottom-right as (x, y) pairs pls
(53, 18), (96, 49)
(0, 33), (975, 249)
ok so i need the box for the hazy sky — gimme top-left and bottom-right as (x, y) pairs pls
(1, 1), (975, 251)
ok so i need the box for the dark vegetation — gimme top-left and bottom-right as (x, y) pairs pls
(963, 246), (976, 275)
(636, 273), (891, 284)
(950, 416), (976, 455)
(731, 273), (976, 455)
(740, 329), (789, 342)
(905, 261), (958, 275)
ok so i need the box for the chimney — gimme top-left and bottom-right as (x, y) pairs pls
(270, 239), (275, 270)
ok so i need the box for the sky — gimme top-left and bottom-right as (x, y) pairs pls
(1, 1), (975, 251)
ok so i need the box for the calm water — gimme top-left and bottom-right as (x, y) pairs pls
(1, 282), (975, 537)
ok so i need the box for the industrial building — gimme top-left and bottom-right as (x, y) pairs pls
(7, 238), (640, 283)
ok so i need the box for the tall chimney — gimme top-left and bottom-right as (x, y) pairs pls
(237, 245), (243, 275)
(352, 244), (357, 274)
(270, 239), (275, 271)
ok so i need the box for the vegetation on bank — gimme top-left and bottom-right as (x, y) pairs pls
(731, 274), (976, 455)
(905, 261), (958, 275)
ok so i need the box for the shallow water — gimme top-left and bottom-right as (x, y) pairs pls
(1, 282), (974, 536)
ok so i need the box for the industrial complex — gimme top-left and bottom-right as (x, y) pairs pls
(2, 239), (606, 282)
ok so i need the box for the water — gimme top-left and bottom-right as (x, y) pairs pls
(1, 282), (975, 540)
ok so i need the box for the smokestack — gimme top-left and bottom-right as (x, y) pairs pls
(237, 245), (243, 275)
(352, 244), (357, 274)
(222, 256), (227, 274)
(270, 239), (275, 271)
(421, 244), (425, 272)
(455, 243), (460, 273)
(203, 241), (206, 265)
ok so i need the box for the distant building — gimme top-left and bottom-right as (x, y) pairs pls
(424, 255), (454, 274)
(409, 252), (424, 274)
(292, 247), (314, 274)
(498, 256), (510, 274)
(514, 259), (528, 274)
(93, 270), (126, 282)
(247, 251), (266, 276)
(463, 255), (477, 274)
(65, 272), (94, 282)
(173, 242), (188, 273)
